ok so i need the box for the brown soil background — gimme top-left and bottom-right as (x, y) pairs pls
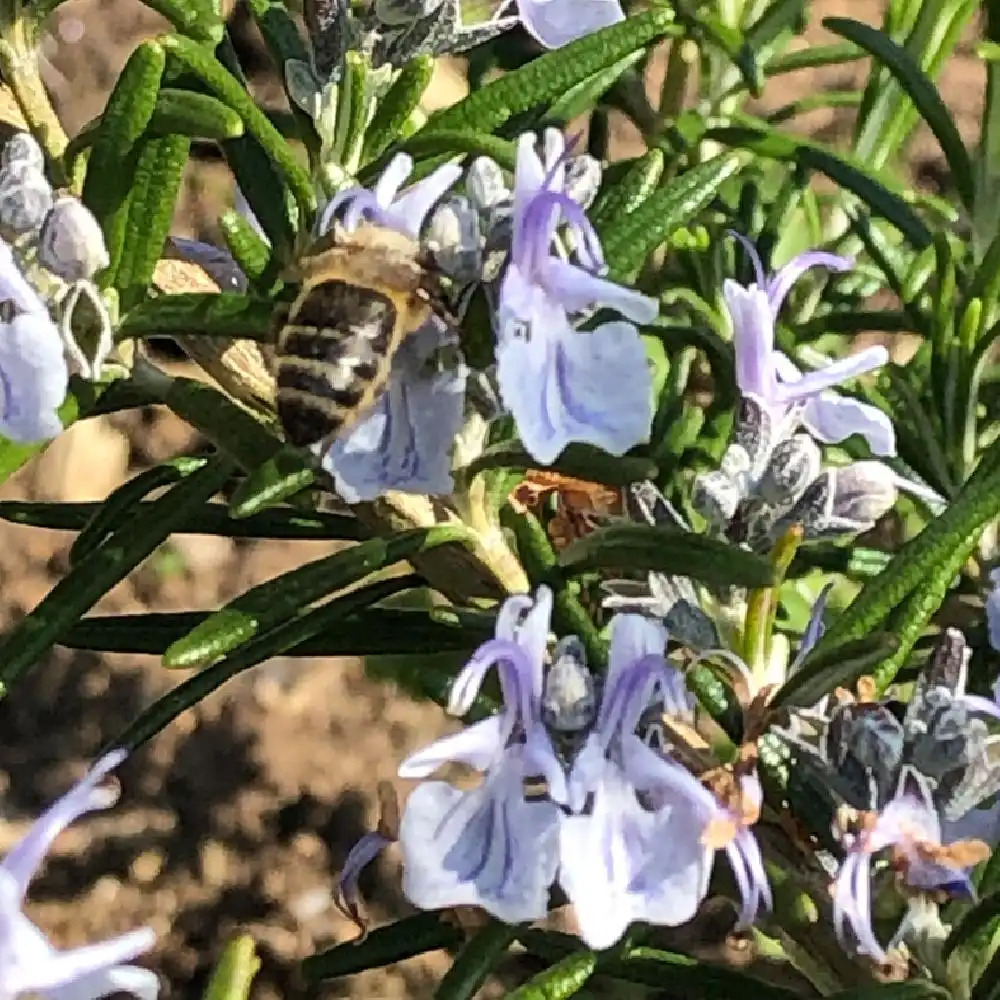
(0, 2), (984, 997)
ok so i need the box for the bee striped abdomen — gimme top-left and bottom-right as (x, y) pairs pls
(276, 279), (399, 447)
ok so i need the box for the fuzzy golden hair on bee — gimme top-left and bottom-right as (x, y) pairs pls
(274, 222), (445, 450)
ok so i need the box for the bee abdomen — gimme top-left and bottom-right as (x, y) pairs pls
(276, 280), (399, 448)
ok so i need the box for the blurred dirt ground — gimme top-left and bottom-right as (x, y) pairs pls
(0, 1), (986, 997)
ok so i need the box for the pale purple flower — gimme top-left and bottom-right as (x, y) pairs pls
(0, 238), (68, 443)
(512, 0), (625, 49)
(986, 568), (1000, 655)
(0, 750), (158, 999)
(726, 235), (894, 457)
(397, 587), (563, 923)
(558, 614), (771, 948)
(833, 771), (989, 964)
(315, 153), (468, 500)
(497, 132), (658, 465)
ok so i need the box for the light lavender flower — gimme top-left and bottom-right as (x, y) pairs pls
(726, 235), (894, 457)
(559, 614), (718, 948)
(0, 750), (158, 999)
(0, 238), (68, 443)
(315, 153), (469, 501)
(496, 132), (657, 465)
(504, 0), (625, 48)
(832, 770), (989, 964)
(397, 587), (563, 923)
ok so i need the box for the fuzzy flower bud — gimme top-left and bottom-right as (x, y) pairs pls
(38, 195), (109, 281)
(466, 156), (509, 216)
(0, 162), (53, 235)
(424, 193), (482, 283)
(0, 132), (44, 172)
(564, 155), (602, 209)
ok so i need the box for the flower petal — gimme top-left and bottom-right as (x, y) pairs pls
(400, 753), (560, 923)
(775, 346), (888, 402)
(0, 313), (69, 443)
(558, 760), (710, 950)
(799, 390), (896, 456)
(1, 750), (125, 900)
(386, 161), (465, 238)
(724, 279), (776, 400)
(398, 716), (506, 778)
(373, 153), (414, 211)
(47, 963), (159, 1000)
(540, 257), (657, 324)
(517, 0), (625, 49)
(497, 305), (652, 465)
(767, 251), (853, 314)
(320, 337), (467, 502)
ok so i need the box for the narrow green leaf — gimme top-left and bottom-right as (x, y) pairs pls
(148, 89), (245, 140)
(363, 54), (435, 163)
(162, 525), (471, 667)
(423, 9), (679, 136)
(138, 0), (221, 43)
(228, 447), (318, 517)
(434, 920), (517, 1000)
(116, 133), (191, 305)
(815, 441), (1000, 655)
(546, 50), (644, 123)
(60, 603), (490, 658)
(461, 442), (655, 488)
(828, 984), (948, 1000)
(245, 0), (311, 73)
(110, 577), (419, 749)
(0, 456), (235, 697)
(81, 41), (166, 281)
(945, 888), (1000, 958)
(707, 123), (932, 248)
(0, 500), (366, 541)
(769, 633), (900, 709)
(222, 134), (297, 261)
(161, 34), (315, 222)
(302, 913), (462, 981)
(119, 293), (274, 341)
(203, 936), (260, 1000)
(590, 148), (665, 236)
(70, 456), (205, 564)
(504, 951), (597, 999)
(761, 41), (863, 79)
(603, 153), (745, 280)
(219, 209), (275, 287)
(558, 524), (775, 589)
(163, 377), (283, 473)
(824, 17), (975, 210)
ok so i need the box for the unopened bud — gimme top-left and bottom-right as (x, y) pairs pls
(564, 155), (602, 209)
(692, 469), (740, 527)
(758, 433), (821, 506)
(829, 461), (897, 530)
(375, 0), (443, 25)
(38, 196), (109, 281)
(542, 636), (596, 734)
(466, 156), (509, 216)
(0, 162), (53, 235)
(424, 193), (482, 283)
(1, 132), (44, 172)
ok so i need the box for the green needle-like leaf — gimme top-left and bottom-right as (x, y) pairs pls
(824, 16), (975, 211)
(162, 525), (473, 667)
(558, 523), (775, 589)
(0, 456), (235, 697)
(203, 936), (260, 1000)
(433, 920), (518, 1000)
(302, 913), (462, 981)
(504, 952), (597, 999)
(423, 9), (678, 136)
(119, 293), (274, 341)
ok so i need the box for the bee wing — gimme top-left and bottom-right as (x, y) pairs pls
(942, 735), (1000, 821)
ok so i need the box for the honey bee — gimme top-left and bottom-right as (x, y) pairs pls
(275, 222), (446, 448)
